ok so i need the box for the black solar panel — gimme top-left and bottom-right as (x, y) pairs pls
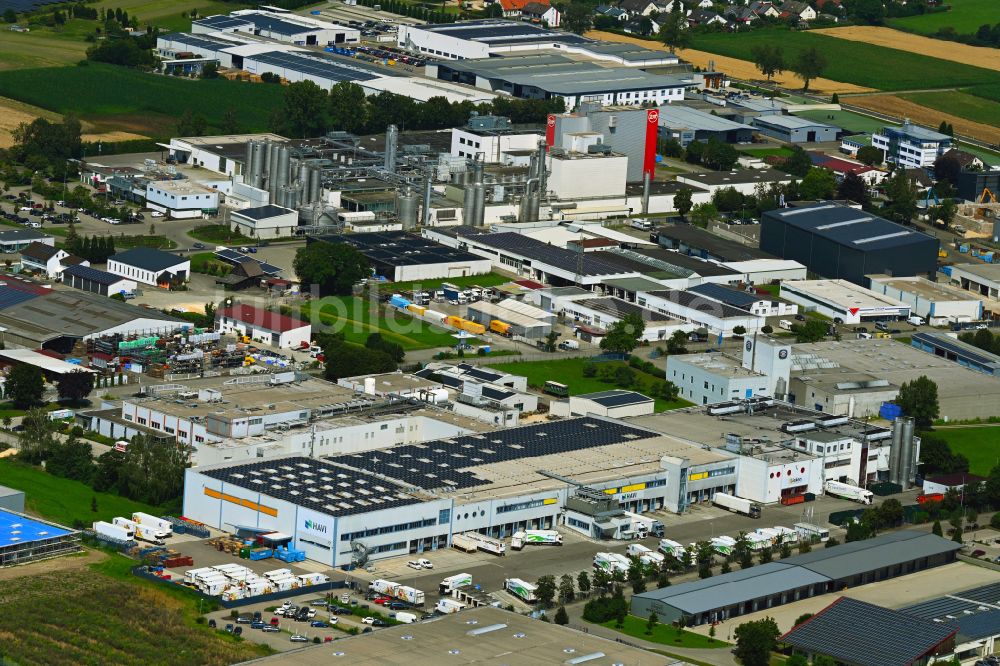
(688, 282), (761, 309)
(214, 250), (282, 276)
(248, 51), (381, 83)
(311, 232), (483, 267)
(326, 416), (658, 491)
(201, 457), (422, 517)
(913, 332), (1000, 368)
(194, 15), (252, 30)
(464, 232), (633, 277)
(583, 390), (652, 408)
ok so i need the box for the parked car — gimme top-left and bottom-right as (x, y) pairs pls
(250, 621), (265, 629)
(252, 611), (262, 622)
(388, 602), (408, 611)
(406, 560), (423, 570)
(151, 211), (164, 218)
(235, 615), (252, 624)
(290, 634), (309, 642)
(310, 620), (328, 628)
(192, 242), (205, 249)
(372, 619), (387, 627)
(262, 625), (279, 632)
(361, 616), (376, 625)
(233, 626), (243, 636)
(311, 600), (328, 606)
(416, 558), (433, 569)
(973, 549), (986, 557)
(269, 617), (280, 627)
(208, 619), (217, 628)
(330, 606), (353, 615)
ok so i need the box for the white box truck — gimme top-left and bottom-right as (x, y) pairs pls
(464, 532), (506, 556)
(627, 543), (665, 566)
(658, 539), (687, 560)
(713, 492), (762, 518)
(624, 512), (665, 538)
(505, 578), (538, 603)
(393, 611), (417, 624)
(93, 520), (131, 542)
(439, 573), (473, 595)
(114, 517), (167, 542)
(435, 598), (466, 614)
(824, 480), (873, 504)
(711, 536), (736, 556)
(593, 552), (630, 574)
(132, 512), (173, 536)
(369, 579), (425, 605)
(510, 530), (562, 550)
(907, 315), (925, 326)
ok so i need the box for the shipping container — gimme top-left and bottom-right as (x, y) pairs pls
(406, 304), (427, 316)
(460, 319), (486, 335)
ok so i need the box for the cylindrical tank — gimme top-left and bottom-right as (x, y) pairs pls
(276, 146), (290, 191)
(518, 194), (531, 223)
(463, 185), (476, 223)
(309, 168), (321, 204)
(252, 142), (264, 189)
(900, 417), (916, 489)
(396, 188), (419, 230)
(244, 141), (254, 184)
(888, 418), (903, 486)
(385, 124), (398, 173)
(527, 191), (540, 222)
(472, 182), (486, 226)
(422, 170), (433, 227)
(298, 162), (310, 187)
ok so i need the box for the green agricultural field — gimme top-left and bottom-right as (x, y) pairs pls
(0, 458), (165, 526)
(0, 555), (270, 666)
(0, 31), (88, 71)
(795, 108), (896, 135)
(689, 29), (999, 90)
(488, 357), (691, 412)
(0, 64), (284, 138)
(888, 0), (998, 35)
(968, 84), (1000, 104)
(931, 426), (1000, 477)
(303, 296), (460, 350)
(901, 90), (1000, 128)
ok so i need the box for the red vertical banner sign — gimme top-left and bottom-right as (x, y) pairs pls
(643, 108), (659, 177)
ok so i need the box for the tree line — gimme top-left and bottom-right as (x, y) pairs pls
(270, 80), (565, 139)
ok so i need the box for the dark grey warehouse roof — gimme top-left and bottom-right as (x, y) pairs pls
(0, 229), (49, 242)
(765, 201), (936, 252)
(654, 224), (774, 261)
(192, 15), (253, 30)
(782, 597), (957, 666)
(578, 390), (653, 408)
(912, 332), (1000, 373)
(644, 289), (755, 319)
(574, 297), (674, 322)
(312, 231), (484, 267)
(161, 32), (244, 50)
(784, 529), (961, 580)
(903, 583), (1000, 641)
(464, 232), (635, 277)
(62, 264), (129, 286)
(110, 247), (186, 272)
(416, 19), (590, 45)
(246, 50), (383, 83)
(233, 204), (296, 221)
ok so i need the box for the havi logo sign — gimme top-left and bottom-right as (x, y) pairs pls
(304, 519), (328, 534)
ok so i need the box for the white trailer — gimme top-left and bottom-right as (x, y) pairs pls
(745, 532), (773, 552)
(463, 532), (506, 556)
(114, 517), (167, 542)
(658, 539), (687, 560)
(711, 536), (736, 556)
(439, 573), (473, 594)
(436, 598), (466, 614)
(623, 512), (665, 538)
(393, 611), (417, 624)
(368, 579), (425, 605)
(131, 512), (173, 536)
(510, 530), (562, 550)
(594, 552), (630, 574)
(93, 520), (131, 541)
(713, 492), (762, 518)
(794, 522), (830, 542)
(770, 526), (799, 545)
(824, 480), (873, 505)
(627, 543), (665, 566)
(505, 578), (538, 603)
(451, 533), (479, 553)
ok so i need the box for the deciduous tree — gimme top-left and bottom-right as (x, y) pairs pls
(791, 47), (828, 91)
(7, 363), (44, 408)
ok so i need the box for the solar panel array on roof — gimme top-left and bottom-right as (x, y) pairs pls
(419, 19), (590, 45)
(782, 597), (956, 666)
(0, 282), (44, 310)
(574, 297), (674, 322)
(62, 264), (128, 286)
(580, 390), (653, 408)
(194, 15), (253, 30)
(311, 232), (484, 266)
(247, 51), (381, 83)
(327, 416), (658, 491)
(214, 249), (282, 275)
(481, 385), (515, 401)
(241, 11), (319, 36)
(464, 233), (634, 277)
(912, 332), (1000, 371)
(200, 457), (422, 517)
(644, 289), (755, 319)
(687, 282), (761, 310)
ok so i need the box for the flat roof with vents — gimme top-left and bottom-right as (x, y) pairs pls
(767, 201), (936, 252)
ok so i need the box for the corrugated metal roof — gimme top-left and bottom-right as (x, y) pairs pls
(786, 530), (961, 580)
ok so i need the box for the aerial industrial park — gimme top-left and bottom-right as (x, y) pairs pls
(0, 0), (999, 664)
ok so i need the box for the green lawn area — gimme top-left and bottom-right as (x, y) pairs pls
(379, 272), (512, 294)
(795, 108), (899, 135)
(931, 426), (1000, 477)
(901, 90), (1000, 128)
(0, 458), (164, 526)
(888, 0), (997, 35)
(489, 357), (692, 412)
(303, 296), (460, 351)
(0, 401), (62, 418)
(114, 233), (177, 250)
(189, 224), (250, 244)
(190, 251), (231, 275)
(690, 28), (999, 90)
(599, 615), (728, 649)
(0, 64), (285, 138)
(754, 284), (780, 297)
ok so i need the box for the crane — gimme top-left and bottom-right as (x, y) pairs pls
(980, 188), (997, 204)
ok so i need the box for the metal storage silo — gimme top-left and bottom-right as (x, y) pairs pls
(396, 188), (419, 230)
(244, 141), (254, 184)
(309, 168), (321, 204)
(888, 418), (903, 486)
(472, 182), (485, 227)
(385, 124), (398, 173)
(276, 145), (290, 191)
(900, 417), (916, 489)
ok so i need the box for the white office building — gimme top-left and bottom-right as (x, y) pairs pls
(146, 180), (220, 219)
(867, 275), (983, 325)
(667, 336), (791, 405)
(871, 121), (953, 169)
(781, 280), (910, 324)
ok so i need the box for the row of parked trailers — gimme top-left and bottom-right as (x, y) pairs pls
(387, 294), (488, 335)
(183, 564), (330, 599)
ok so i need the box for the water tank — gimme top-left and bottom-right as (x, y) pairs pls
(276, 145), (290, 191)
(251, 141), (264, 189)
(527, 191), (540, 222)
(309, 168), (321, 204)
(463, 185), (476, 223)
(384, 124), (398, 173)
(244, 141), (254, 183)
(518, 194), (531, 223)
(396, 188), (419, 230)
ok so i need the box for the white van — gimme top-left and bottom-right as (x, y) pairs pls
(907, 315), (925, 326)
(778, 319), (794, 331)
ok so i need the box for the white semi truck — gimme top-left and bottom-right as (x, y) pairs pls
(824, 480), (874, 505)
(593, 552), (631, 575)
(505, 578), (538, 603)
(113, 517), (167, 542)
(658, 539), (687, 561)
(713, 492), (762, 518)
(626, 543), (665, 566)
(711, 536), (737, 556)
(439, 573), (473, 595)
(131, 512), (173, 536)
(368, 579), (425, 605)
(510, 530), (562, 549)
(435, 598), (466, 614)
(623, 512), (665, 538)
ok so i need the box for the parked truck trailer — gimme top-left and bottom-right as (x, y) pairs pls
(439, 573), (473, 595)
(462, 532), (506, 556)
(93, 520), (132, 542)
(712, 492), (762, 518)
(132, 512), (173, 536)
(824, 480), (873, 505)
(505, 578), (538, 603)
(593, 552), (630, 574)
(368, 579), (425, 605)
(451, 533), (479, 553)
(510, 530), (562, 550)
